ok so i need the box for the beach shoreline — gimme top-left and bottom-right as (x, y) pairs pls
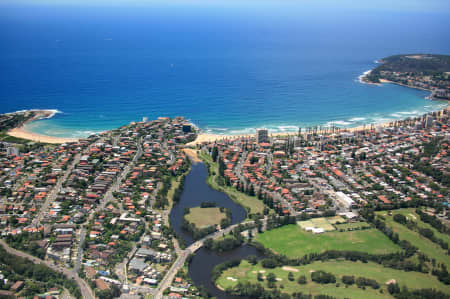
(186, 107), (449, 146)
(186, 122), (391, 146)
(6, 110), (79, 144)
(378, 78), (434, 93)
(359, 63), (449, 100)
(5, 103), (448, 146)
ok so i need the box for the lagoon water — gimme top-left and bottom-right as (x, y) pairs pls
(0, 2), (449, 137)
(169, 162), (246, 246)
(189, 245), (263, 299)
(169, 161), (249, 297)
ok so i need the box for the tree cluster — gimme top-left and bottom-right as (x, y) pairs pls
(153, 176), (172, 209)
(0, 245), (81, 298)
(416, 209), (448, 235)
(388, 284), (449, 299)
(355, 276), (380, 289)
(310, 270), (336, 284)
(181, 217), (217, 240)
(200, 201), (217, 208)
(172, 173), (187, 204)
(5, 233), (46, 259)
(203, 234), (244, 252)
(226, 281), (337, 299)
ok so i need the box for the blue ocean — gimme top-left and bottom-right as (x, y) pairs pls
(0, 1), (449, 137)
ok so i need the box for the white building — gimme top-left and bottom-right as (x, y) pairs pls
(335, 191), (355, 209)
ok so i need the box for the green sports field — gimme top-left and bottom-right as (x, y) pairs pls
(256, 224), (401, 257)
(297, 217), (338, 231)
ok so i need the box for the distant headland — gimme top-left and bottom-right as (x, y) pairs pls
(361, 54), (450, 100)
(1, 110), (78, 144)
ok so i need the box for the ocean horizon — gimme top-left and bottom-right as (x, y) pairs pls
(1, 2), (449, 137)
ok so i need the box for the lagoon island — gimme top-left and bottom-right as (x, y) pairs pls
(1, 0), (450, 296)
(0, 106), (450, 299)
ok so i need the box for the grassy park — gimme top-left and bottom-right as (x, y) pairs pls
(378, 209), (450, 268)
(256, 224), (401, 258)
(216, 260), (450, 299)
(184, 207), (226, 228)
(380, 208), (450, 244)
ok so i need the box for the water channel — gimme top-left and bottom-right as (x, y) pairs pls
(169, 161), (258, 298)
(189, 245), (263, 299)
(169, 162), (246, 246)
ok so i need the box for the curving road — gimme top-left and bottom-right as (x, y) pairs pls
(74, 136), (143, 273)
(154, 220), (258, 298)
(2, 137), (144, 299)
(0, 239), (94, 299)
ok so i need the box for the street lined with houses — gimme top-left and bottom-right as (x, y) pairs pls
(1, 110), (450, 299)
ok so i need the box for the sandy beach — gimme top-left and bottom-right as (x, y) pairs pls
(185, 121), (404, 146)
(6, 106), (447, 146)
(182, 148), (202, 163)
(184, 72), (448, 146)
(378, 78), (434, 93)
(6, 110), (78, 144)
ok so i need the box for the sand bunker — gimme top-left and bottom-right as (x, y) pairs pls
(282, 266), (299, 272)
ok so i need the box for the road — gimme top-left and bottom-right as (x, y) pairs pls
(100, 136), (142, 211)
(74, 137), (143, 273)
(0, 239), (94, 299)
(234, 151), (248, 190)
(32, 141), (257, 298)
(269, 190), (298, 216)
(154, 220), (257, 298)
(114, 219), (147, 284)
(74, 227), (86, 273)
(2, 136), (144, 299)
(32, 153), (81, 227)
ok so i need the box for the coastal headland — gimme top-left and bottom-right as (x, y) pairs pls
(361, 54), (450, 100)
(5, 110), (78, 144)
